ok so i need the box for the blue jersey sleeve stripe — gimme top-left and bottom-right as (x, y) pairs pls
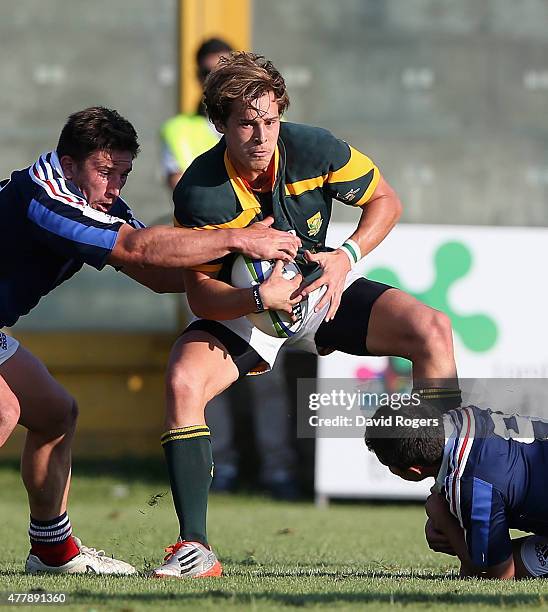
(470, 477), (493, 566)
(29, 198), (119, 251)
(130, 218), (146, 229)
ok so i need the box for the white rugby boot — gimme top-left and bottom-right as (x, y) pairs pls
(25, 537), (136, 575)
(151, 540), (222, 578)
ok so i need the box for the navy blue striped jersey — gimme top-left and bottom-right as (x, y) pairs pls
(435, 405), (548, 568)
(0, 151), (144, 327)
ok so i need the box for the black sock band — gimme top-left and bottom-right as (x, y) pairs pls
(162, 426), (212, 546)
(414, 388), (462, 413)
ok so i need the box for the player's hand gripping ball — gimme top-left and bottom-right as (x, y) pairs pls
(231, 255), (307, 338)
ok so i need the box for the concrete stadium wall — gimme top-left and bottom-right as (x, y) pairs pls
(254, 0), (548, 226)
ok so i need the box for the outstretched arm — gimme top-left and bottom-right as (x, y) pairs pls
(108, 217), (300, 270)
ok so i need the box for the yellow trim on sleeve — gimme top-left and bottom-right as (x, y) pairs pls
(285, 174), (327, 197)
(196, 207), (259, 230)
(328, 146), (377, 184)
(283, 147), (378, 201)
(177, 208), (259, 231)
(355, 169), (380, 206)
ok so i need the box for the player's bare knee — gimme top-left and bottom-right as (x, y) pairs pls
(41, 395), (78, 438)
(53, 395), (78, 433)
(0, 401), (21, 446)
(428, 310), (453, 351)
(66, 399), (79, 431)
(166, 368), (206, 410)
(4, 400), (21, 426)
(409, 308), (453, 360)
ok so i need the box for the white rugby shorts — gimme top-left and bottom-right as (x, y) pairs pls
(190, 267), (364, 371)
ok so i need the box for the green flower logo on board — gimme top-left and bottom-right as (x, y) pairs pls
(368, 241), (498, 353)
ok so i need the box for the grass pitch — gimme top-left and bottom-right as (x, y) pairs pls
(1, 462), (547, 611)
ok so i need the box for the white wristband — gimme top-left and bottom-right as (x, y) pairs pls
(338, 239), (361, 267)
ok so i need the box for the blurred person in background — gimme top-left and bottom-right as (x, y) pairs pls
(0, 106), (299, 574)
(161, 37), (233, 190)
(365, 403), (548, 580)
(152, 51), (460, 578)
(160, 37), (300, 499)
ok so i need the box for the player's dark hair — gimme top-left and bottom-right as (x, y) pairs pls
(364, 404), (445, 469)
(203, 52), (290, 125)
(196, 37), (233, 68)
(57, 107), (140, 162)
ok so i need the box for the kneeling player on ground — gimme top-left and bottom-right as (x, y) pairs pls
(365, 403), (548, 579)
(152, 52), (461, 578)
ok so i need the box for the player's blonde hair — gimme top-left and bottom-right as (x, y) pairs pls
(203, 52), (290, 125)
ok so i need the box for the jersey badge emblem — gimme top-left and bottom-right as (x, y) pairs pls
(306, 212), (323, 236)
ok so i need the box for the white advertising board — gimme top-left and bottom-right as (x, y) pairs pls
(315, 224), (548, 502)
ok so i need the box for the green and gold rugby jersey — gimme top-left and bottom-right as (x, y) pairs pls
(173, 121), (379, 274)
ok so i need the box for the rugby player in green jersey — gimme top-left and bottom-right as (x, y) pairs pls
(0, 106), (300, 575)
(152, 52), (461, 578)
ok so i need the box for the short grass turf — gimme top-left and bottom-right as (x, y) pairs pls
(1, 462), (547, 611)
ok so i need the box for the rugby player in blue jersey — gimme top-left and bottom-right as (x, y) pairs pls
(152, 52), (461, 578)
(365, 404), (548, 579)
(0, 106), (300, 574)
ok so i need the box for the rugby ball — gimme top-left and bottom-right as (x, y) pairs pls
(231, 255), (307, 338)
